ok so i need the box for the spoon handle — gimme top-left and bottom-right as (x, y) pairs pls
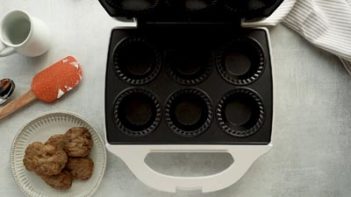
(0, 90), (36, 120)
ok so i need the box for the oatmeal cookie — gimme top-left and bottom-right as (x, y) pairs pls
(64, 127), (93, 157)
(45, 134), (67, 149)
(41, 170), (73, 190)
(23, 142), (68, 176)
(66, 157), (94, 180)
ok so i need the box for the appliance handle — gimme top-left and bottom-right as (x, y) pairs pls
(107, 144), (272, 193)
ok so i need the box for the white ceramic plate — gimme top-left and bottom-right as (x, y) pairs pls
(10, 112), (107, 197)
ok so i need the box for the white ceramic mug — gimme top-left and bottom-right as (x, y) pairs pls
(0, 10), (51, 57)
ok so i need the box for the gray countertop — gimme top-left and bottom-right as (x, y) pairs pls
(1, 0), (351, 196)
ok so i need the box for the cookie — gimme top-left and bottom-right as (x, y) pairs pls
(64, 127), (93, 157)
(23, 142), (68, 176)
(45, 134), (67, 149)
(66, 157), (94, 180)
(41, 170), (73, 190)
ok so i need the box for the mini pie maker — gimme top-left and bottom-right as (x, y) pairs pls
(100, 0), (282, 193)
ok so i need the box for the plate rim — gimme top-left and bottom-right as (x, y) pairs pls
(10, 111), (107, 197)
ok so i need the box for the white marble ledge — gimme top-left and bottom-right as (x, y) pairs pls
(1, 0), (351, 197)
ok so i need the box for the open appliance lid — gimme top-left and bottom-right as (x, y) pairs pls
(99, 0), (284, 22)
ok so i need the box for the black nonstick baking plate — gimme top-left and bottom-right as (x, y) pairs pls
(105, 25), (273, 145)
(99, 0), (284, 21)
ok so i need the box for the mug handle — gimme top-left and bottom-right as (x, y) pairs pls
(0, 42), (15, 57)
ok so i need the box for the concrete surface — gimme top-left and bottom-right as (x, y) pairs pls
(1, 0), (351, 196)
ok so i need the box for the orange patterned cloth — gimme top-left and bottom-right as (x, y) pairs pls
(31, 56), (83, 103)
